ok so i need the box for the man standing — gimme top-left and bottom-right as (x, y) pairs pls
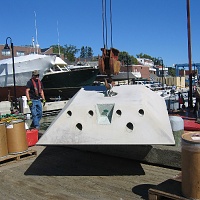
(25, 70), (46, 129)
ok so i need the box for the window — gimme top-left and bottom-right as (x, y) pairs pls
(16, 51), (25, 56)
(2, 49), (11, 56)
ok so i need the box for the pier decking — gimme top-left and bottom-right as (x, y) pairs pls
(0, 99), (196, 199)
(0, 145), (180, 200)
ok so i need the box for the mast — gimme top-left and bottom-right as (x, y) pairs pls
(32, 36), (35, 54)
(57, 20), (61, 56)
(34, 11), (40, 54)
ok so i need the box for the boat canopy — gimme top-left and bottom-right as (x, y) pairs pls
(53, 57), (67, 66)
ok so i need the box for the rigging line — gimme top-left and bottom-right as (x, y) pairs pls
(102, 0), (105, 48)
(104, 0), (108, 48)
(110, 0), (113, 48)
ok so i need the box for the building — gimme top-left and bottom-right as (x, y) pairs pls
(0, 44), (40, 60)
(120, 63), (157, 80)
(136, 58), (154, 67)
(0, 44), (57, 61)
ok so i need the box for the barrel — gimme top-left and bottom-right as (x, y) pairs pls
(6, 120), (28, 154)
(0, 122), (8, 157)
(181, 132), (200, 199)
(169, 116), (184, 146)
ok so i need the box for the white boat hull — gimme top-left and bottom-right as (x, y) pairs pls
(0, 54), (56, 87)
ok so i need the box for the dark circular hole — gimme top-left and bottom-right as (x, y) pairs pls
(67, 110), (72, 116)
(126, 122), (134, 131)
(116, 109), (122, 116)
(76, 123), (82, 131)
(88, 110), (94, 116)
(138, 109), (144, 116)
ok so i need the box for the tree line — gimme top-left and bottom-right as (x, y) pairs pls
(51, 44), (93, 62)
(51, 44), (175, 76)
(52, 44), (164, 65)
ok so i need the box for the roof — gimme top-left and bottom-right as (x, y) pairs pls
(41, 47), (53, 53)
(112, 72), (136, 81)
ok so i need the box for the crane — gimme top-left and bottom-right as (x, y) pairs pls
(98, 0), (121, 76)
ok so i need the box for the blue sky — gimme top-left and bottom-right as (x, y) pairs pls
(0, 0), (200, 67)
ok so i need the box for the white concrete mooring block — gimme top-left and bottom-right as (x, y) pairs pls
(37, 85), (175, 145)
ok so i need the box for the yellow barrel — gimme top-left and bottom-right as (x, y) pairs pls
(181, 132), (200, 199)
(0, 122), (8, 157)
(6, 120), (28, 154)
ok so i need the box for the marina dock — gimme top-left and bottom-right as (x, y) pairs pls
(0, 99), (197, 199)
(0, 145), (181, 200)
(0, 100), (68, 115)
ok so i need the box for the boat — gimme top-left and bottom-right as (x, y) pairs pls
(0, 54), (55, 87)
(42, 58), (99, 88)
(0, 54), (99, 102)
(0, 54), (55, 101)
(41, 57), (99, 101)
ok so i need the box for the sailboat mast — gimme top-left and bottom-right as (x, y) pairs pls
(57, 20), (61, 56)
(32, 36), (35, 54)
(34, 11), (39, 54)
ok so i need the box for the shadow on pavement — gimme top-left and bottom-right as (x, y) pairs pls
(25, 146), (145, 176)
(132, 184), (156, 200)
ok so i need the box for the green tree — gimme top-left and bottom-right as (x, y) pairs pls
(79, 46), (93, 58)
(87, 47), (93, 58)
(80, 46), (85, 58)
(130, 55), (139, 65)
(64, 44), (79, 62)
(136, 53), (152, 60)
(168, 67), (176, 76)
(118, 51), (138, 65)
(51, 45), (65, 54)
(85, 46), (88, 58)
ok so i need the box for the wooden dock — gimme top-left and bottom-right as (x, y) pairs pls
(0, 149), (37, 167)
(148, 173), (190, 200)
(0, 145), (181, 200)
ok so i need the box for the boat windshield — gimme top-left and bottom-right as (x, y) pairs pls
(48, 65), (71, 72)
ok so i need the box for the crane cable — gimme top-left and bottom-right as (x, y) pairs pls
(102, 0), (113, 49)
(102, 0), (105, 48)
(110, 0), (113, 48)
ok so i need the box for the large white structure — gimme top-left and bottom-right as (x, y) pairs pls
(0, 54), (55, 87)
(37, 85), (175, 145)
(136, 58), (154, 67)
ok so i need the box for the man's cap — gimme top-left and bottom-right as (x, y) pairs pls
(32, 70), (39, 76)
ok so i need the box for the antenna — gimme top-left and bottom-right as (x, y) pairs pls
(57, 20), (61, 56)
(34, 11), (39, 54)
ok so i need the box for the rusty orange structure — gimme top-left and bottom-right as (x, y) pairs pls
(98, 47), (121, 75)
